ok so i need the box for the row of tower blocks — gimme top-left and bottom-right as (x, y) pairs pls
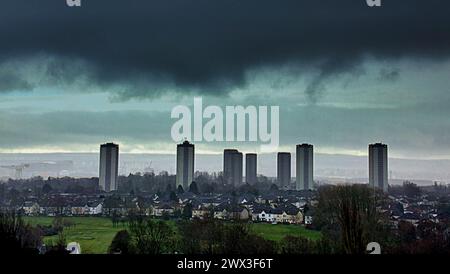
(99, 141), (388, 193)
(212, 144), (314, 191)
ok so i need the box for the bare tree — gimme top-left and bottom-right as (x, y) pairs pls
(315, 184), (389, 254)
(128, 216), (175, 254)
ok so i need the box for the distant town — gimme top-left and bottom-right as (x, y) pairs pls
(0, 141), (449, 255)
(1, 141), (449, 227)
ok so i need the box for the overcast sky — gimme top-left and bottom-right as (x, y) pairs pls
(1, 0), (450, 159)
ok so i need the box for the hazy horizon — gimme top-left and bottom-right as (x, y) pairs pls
(1, 152), (449, 185)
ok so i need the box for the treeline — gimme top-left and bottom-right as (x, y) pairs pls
(0, 176), (98, 198)
(0, 211), (42, 254)
(388, 181), (422, 198)
(389, 180), (450, 198)
(0, 211), (75, 255)
(0, 172), (276, 201)
(312, 184), (450, 254)
(389, 219), (450, 254)
(108, 216), (332, 255)
(117, 171), (274, 196)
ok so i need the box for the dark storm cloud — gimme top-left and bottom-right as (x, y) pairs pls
(304, 58), (363, 103)
(1, 0), (450, 100)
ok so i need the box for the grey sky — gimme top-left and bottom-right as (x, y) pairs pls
(0, 0), (450, 158)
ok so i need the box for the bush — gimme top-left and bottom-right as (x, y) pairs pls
(37, 225), (59, 236)
(108, 230), (133, 254)
(45, 232), (70, 255)
(128, 217), (175, 254)
(280, 235), (312, 254)
(177, 218), (277, 255)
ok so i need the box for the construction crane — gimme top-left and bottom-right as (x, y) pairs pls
(144, 161), (154, 174)
(0, 164), (30, 179)
(0, 161), (74, 179)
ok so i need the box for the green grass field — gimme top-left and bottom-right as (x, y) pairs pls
(24, 217), (321, 254)
(25, 217), (124, 254)
(252, 223), (321, 242)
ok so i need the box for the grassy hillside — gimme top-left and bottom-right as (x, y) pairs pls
(25, 217), (123, 254)
(24, 216), (321, 254)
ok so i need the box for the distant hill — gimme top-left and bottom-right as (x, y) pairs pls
(1, 153), (449, 185)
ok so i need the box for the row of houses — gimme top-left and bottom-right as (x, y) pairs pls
(12, 192), (449, 227)
(385, 193), (450, 226)
(19, 200), (103, 216)
(17, 201), (306, 224)
(132, 201), (307, 224)
(10, 193), (312, 224)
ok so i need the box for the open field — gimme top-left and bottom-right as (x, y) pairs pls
(25, 217), (123, 254)
(252, 223), (321, 242)
(24, 217), (321, 254)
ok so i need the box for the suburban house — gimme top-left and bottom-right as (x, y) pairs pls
(21, 201), (40, 216)
(152, 203), (175, 217)
(192, 205), (211, 219)
(252, 205), (303, 224)
(208, 203), (251, 220)
(228, 206), (251, 220)
(399, 212), (422, 225)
